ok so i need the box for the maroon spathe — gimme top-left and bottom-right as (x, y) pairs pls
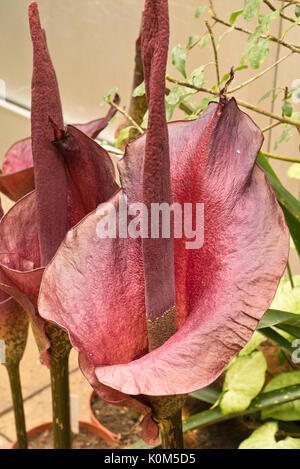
(38, 0), (289, 445)
(0, 2), (118, 365)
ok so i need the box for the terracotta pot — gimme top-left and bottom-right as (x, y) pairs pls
(10, 420), (110, 449)
(88, 390), (118, 443)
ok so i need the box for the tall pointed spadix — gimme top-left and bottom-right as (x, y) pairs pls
(141, 0), (176, 350)
(29, 1), (67, 265)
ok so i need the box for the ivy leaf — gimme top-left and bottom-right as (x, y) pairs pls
(195, 5), (207, 19)
(219, 351), (267, 415)
(288, 163), (300, 180)
(230, 8), (243, 25)
(282, 100), (293, 118)
(249, 38), (269, 69)
(172, 44), (187, 78)
(243, 0), (262, 21)
(262, 371), (300, 421)
(132, 81), (145, 98)
(239, 422), (300, 449)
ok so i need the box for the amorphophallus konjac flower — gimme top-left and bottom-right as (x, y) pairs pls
(0, 201), (29, 449)
(0, 101), (118, 202)
(38, 0), (289, 447)
(0, 2), (119, 448)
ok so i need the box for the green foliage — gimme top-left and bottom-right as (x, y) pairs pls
(197, 33), (209, 49)
(274, 126), (293, 150)
(219, 351), (267, 414)
(171, 44), (187, 78)
(288, 163), (300, 180)
(271, 276), (300, 318)
(238, 331), (265, 356)
(195, 5), (206, 19)
(257, 153), (300, 257)
(165, 86), (195, 121)
(229, 9), (243, 25)
(114, 126), (134, 149)
(262, 371), (300, 421)
(296, 5), (300, 18)
(282, 101), (293, 118)
(239, 422), (300, 449)
(100, 87), (119, 106)
(249, 38), (269, 69)
(243, 0), (261, 21)
(132, 81), (145, 97)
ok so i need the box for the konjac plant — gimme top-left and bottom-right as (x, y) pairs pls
(1, 0), (300, 450)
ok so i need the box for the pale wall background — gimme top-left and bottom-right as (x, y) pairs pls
(0, 0), (299, 270)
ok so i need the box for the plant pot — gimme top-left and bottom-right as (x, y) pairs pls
(10, 420), (110, 449)
(88, 390), (119, 443)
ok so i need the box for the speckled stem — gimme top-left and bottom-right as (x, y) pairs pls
(50, 353), (71, 449)
(159, 409), (184, 449)
(6, 364), (27, 449)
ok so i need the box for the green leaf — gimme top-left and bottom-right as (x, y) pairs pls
(218, 25), (235, 45)
(274, 126), (293, 150)
(187, 34), (200, 49)
(190, 386), (220, 405)
(197, 33), (209, 49)
(219, 351), (267, 415)
(100, 87), (119, 106)
(219, 65), (248, 85)
(230, 8), (243, 24)
(259, 327), (294, 355)
(141, 110), (148, 130)
(239, 331), (265, 355)
(262, 371), (300, 422)
(243, 0), (262, 21)
(288, 163), (300, 180)
(165, 86), (194, 121)
(258, 88), (275, 103)
(271, 276), (300, 317)
(258, 10), (280, 31)
(257, 309), (300, 330)
(239, 421), (300, 449)
(189, 65), (205, 88)
(196, 96), (219, 113)
(249, 38), (269, 69)
(172, 44), (187, 78)
(282, 100), (293, 118)
(114, 126), (134, 149)
(257, 152), (300, 257)
(132, 81), (145, 97)
(242, 24), (263, 60)
(296, 5), (300, 18)
(195, 5), (207, 19)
